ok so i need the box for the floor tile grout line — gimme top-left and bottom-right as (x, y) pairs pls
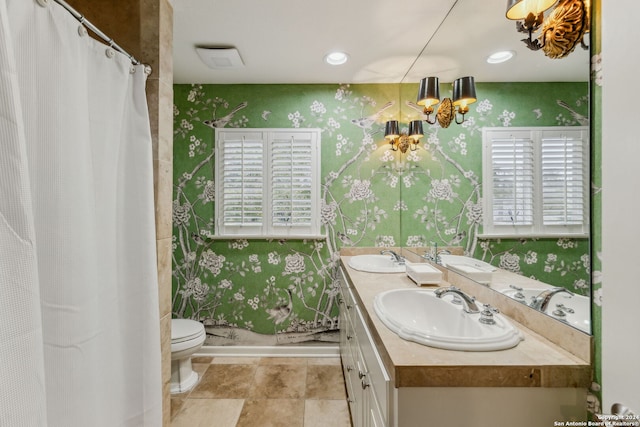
(172, 356), (349, 426)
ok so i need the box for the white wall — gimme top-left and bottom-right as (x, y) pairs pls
(601, 0), (640, 415)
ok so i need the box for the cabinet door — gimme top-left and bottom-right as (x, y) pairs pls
(366, 393), (386, 427)
(354, 306), (390, 424)
(356, 344), (388, 427)
(340, 309), (359, 425)
(354, 345), (368, 427)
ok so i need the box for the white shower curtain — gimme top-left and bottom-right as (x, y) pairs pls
(0, 1), (162, 426)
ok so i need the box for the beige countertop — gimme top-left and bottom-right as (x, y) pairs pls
(340, 256), (592, 389)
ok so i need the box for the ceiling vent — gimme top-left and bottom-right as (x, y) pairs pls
(195, 47), (245, 69)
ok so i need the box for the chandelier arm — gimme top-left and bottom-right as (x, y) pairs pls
(422, 115), (436, 125)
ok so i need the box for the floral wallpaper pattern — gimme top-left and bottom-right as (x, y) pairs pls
(588, 0), (603, 417)
(173, 81), (590, 350)
(398, 82), (591, 295)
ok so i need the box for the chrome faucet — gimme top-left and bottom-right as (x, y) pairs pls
(434, 286), (480, 314)
(422, 242), (451, 264)
(435, 249), (451, 263)
(529, 287), (574, 312)
(380, 249), (404, 265)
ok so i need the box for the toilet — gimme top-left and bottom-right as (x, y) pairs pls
(170, 318), (206, 394)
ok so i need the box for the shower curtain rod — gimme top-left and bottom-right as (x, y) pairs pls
(52, 0), (141, 65)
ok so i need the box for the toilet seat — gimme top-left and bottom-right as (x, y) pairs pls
(171, 319), (205, 355)
(172, 318), (205, 343)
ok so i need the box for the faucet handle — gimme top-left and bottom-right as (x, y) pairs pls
(556, 303), (575, 314)
(552, 303), (575, 318)
(482, 303), (499, 313)
(479, 304), (499, 325)
(509, 285), (526, 300)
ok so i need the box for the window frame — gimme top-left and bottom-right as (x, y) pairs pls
(481, 126), (589, 238)
(214, 128), (322, 238)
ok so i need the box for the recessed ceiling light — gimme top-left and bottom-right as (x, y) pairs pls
(324, 51), (349, 65)
(487, 50), (516, 64)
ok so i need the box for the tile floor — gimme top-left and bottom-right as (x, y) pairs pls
(171, 356), (352, 427)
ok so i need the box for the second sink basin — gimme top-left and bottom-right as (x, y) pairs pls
(348, 254), (406, 273)
(500, 287), (590, 333)
(373, 288), (523, 351)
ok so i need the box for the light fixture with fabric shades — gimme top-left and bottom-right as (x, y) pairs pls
(383, 75), (477, 150)
(505, 0), (557, 20)
(415, 76), (477, 128)
(384, 120), (423, 153)
(505, 0), (590, 59)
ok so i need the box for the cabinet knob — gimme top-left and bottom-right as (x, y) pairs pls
(361, 379), (370, 389)
(347, 334), (353, 341)
(358, 370), (366, 379)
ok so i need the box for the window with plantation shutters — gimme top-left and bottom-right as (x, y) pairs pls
(215, 128), (321, 237)
(482, 127), (589, 237)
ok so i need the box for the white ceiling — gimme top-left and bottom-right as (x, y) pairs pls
(172, 0), (590, 85)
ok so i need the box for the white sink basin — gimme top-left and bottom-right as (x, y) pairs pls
(348, 254), (406, 273)
(438, 255), (496, 284)
(374, 289), (523, 351)
(500, 287), (590, 333)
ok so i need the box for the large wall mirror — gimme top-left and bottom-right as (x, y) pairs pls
(397, 0), (591, 334)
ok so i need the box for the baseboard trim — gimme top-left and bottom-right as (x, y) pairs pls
(195, 345), (340, 358)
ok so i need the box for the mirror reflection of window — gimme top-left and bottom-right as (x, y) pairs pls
(481, 126), (589, 238)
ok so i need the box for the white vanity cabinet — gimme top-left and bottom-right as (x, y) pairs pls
(339, 267), (391, 427)
(338, 259), (591, 427)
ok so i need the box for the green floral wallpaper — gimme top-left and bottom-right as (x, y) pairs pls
(398, 82), (591, 294)
(588, 0), (603, 417)
(172, 81), (590, 349)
